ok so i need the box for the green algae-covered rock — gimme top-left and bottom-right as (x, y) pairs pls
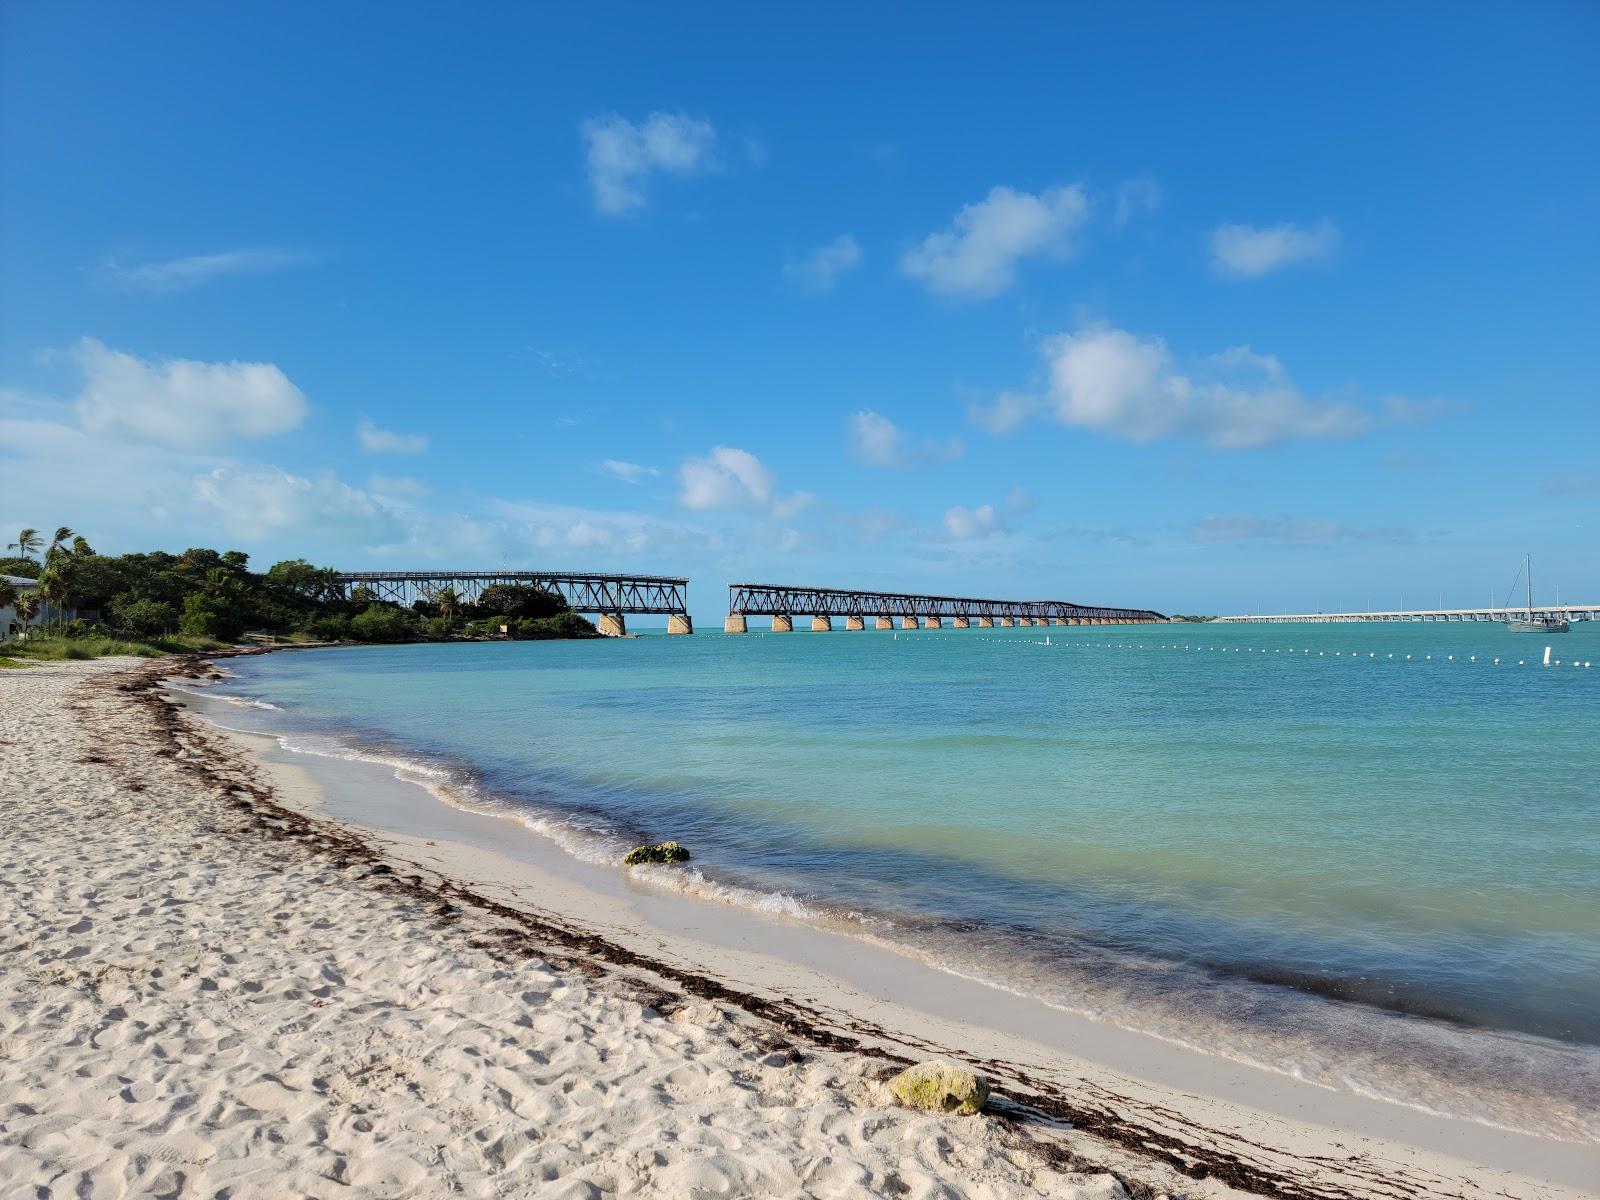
(888, 1060), (989, 1115)
(622, 840), (692, 866)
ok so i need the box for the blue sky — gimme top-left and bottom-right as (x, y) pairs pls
(2, 3), (1596, 622)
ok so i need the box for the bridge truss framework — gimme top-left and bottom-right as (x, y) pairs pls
(725, 582), (1164, 629)
(332, 571), (691, 635)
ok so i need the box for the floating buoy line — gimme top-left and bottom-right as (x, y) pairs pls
(879, 631), (1593, 669)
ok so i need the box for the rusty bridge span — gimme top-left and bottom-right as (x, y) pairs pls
(724, 583), (1165, 632)
(333, 570), (691, 636)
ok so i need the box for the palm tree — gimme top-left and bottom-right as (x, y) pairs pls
(8, 528), (41, 559)
(431, 585), (461, 622)
(34, 569), (68, 628)
(46, 527), (75, 559)
(13, 588), (40, 634)
(0, 577), (15, 612)
(70, 535), (94, 557)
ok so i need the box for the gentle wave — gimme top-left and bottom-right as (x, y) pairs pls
(179, 675), (1600, 1147)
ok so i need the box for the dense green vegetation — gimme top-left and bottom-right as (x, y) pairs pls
(2, 525), (600, 659)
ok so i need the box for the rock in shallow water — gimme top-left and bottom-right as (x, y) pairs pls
(622, 840), (692, 866)
(887, 1060), (989, 1115)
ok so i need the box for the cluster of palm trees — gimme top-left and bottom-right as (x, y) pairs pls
(3, 526), (89, 637)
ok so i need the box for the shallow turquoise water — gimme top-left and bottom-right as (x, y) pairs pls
(213, 622), (1600, 1137)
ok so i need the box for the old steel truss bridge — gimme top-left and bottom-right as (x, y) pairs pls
(333, 571), (692, 635)
(723, 583), (1164, 632)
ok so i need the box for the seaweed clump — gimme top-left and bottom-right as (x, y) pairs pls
(622, 840), (692, 866)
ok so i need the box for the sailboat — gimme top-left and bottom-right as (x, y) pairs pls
(1505, 555), (1569, 633)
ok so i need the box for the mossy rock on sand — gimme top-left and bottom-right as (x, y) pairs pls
(888, 1060), (989, 1115)
(622, 840), (692, 866)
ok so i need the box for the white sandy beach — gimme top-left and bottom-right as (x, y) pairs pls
(3, 655), (1596, 1200)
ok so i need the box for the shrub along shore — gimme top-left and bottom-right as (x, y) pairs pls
(2, 526), (600, 663)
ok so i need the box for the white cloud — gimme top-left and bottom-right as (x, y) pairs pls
(848, 409), (962, 468)
(98, 248), (302, 293)
(356, 419), (428, 454)
(785, 234), (861, 289)
(581, 111), (718, 215)
(190, 466), (408, 544)
(943, 503), (1001, 541)
(1041, 326), (1371, 448)
(1114, 177), (1162, 227)
(677, 445), (812, 516)
(601, 458), (659, 484)
(901, 184), (1089, 298)
(966, 391), (1038, 436)
(1210, 220), (1338, 278)
(367, 473), (431, 500)
(71, 338), (307, 448)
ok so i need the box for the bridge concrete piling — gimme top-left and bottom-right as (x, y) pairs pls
(977, 617), (993, 628)
(876, 617), (894, 630)
(723, 613), (748, 634)
(901, 617), (919, 629)
(811, 616), (833, 632)
(771, 615), (793, 633)
(598, 613), (627, 637)
(953, 616), (970, 628)
(998, 618), (1014, 627)
(667, 615), (693, 635)
(922, 616), (942, 629)
(845, 616), (865, 631)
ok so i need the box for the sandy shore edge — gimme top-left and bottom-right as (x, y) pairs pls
(5, 652), (1594, 1200)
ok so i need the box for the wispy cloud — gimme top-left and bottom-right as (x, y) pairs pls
(848, 409), (962, 468)
(901, 184), (1089, 299)
(356, 419), (428, 454)
(97, 248), (303, 293)
(1114, 177), (1162, 227)
(1210, 220), (1338, 278)
(967, 391), (1039, 435)
(784, 234), (861, 290)
(581, 111), (718, 215)
(1188, 515), (1411, 544)
(1544, 471), (1600, 496)
(601, 458), (659, 484)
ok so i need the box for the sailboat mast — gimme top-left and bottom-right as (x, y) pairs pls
(1526, 554), (1533, 618)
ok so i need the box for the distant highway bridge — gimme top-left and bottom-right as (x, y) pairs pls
(1214, 605), (1599, 624)
(723, 583), (1165, 631)
(332, 570), (691, 636)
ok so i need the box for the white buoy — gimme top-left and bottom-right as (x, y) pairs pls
(1543, 646), (1552, 667)
(1493, 657), (1499, 664)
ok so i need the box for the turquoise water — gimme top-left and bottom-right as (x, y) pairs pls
(209, 623), (1600, 1139)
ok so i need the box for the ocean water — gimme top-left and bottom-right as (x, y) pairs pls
(204, 622), (1600, 1140)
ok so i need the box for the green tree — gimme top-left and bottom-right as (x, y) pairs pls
(111, 597), (176, 637)
(351, 604), (418, 643)
(474, 582), (566, 620)
(7, 529), (42, 560)
(70, 535), (95, 557)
